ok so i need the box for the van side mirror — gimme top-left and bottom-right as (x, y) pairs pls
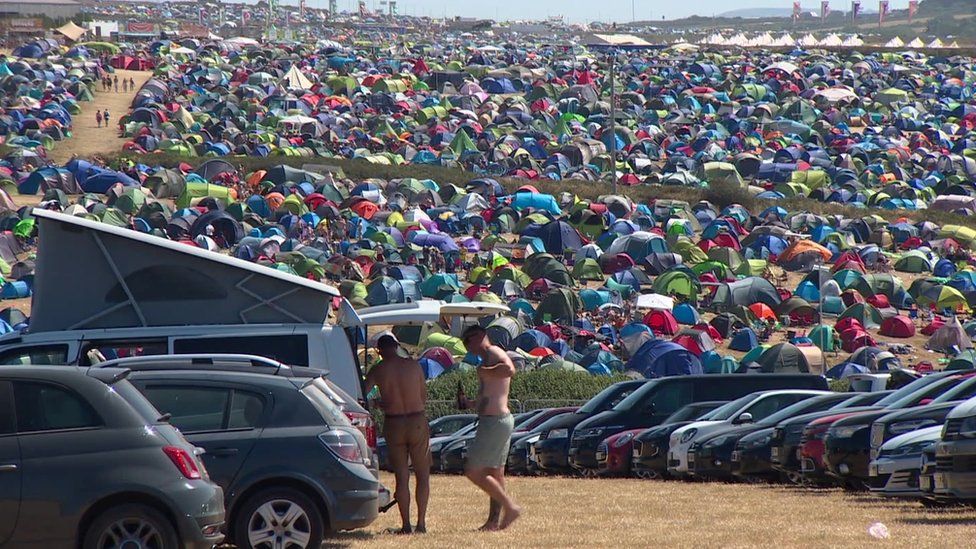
(734, 412), (753, 424)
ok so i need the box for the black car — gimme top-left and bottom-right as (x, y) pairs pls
(690, 392), (854, 480)
(769, 391), (892, 482)
(630, 401), (728, 479)
(431, 421), (478, 471)
(824, 372), (973, 489)
(508, 412), (577, 474)
(869, 375), (976, 462)
(110, 356), (382, 548)
(570, 374), (829, 473)
(533, 380), (646, 473)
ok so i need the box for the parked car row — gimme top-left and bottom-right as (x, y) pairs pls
(0, 354), (389, 549)
(419, 370), (976, 508)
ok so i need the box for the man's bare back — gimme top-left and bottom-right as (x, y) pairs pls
(367, 356), (427, 415)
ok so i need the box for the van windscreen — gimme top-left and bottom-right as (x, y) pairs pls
(578, 381), (644, 414)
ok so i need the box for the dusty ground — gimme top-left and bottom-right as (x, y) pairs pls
(47, 69), (151, 163)
(326, 473), (974, 548)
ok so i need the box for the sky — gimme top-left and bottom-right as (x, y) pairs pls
(296, 0), (911, 23)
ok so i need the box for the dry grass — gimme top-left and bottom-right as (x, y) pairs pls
(48, 70), (152, 164)
(330, 473), (973, 548)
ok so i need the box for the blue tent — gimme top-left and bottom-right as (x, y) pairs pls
(728, 328), (759, 351)
(672, 302), (700, 325)
(825, 362), (870, 379)
(538, 220), (584, 254)
(625, 339), (702, 377)
(934, 258), (957, 278)
(510, 192), (562, 215)
(511, 329), (552, 352)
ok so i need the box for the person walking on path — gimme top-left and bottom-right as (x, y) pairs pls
(461, 325), (521, 531)
(95, 110), (102, 128)
(364, 334), (431, 535)
(103, 109), (111, 131)
(129, 77), (135, 90)
(113, 75), (118, 92)
(122, 79), (128, 93)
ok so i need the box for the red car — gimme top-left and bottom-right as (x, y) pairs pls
(596, 429), (647, 476)
(799, 412), (862, 484)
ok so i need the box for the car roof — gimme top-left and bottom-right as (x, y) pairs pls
(0, 365), (130, 384)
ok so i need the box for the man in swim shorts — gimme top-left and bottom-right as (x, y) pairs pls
(365, 334), (430, 534)
(462, 325), (522, 531)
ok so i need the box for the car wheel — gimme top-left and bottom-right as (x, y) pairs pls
(578, 467), (599, 478)
(83, 503), (178, 549)
(635, 469), (659, 480)
(235, 487), (324, 549)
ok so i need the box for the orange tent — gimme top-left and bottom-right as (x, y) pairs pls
(779, 239), (832, 263)
(749, 303), (778, 322)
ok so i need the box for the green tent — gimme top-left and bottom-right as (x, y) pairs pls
(894, 251), (932, 273)
(809, 324), (838, 352)
(837, 303), (884, 329)
(652, 269), (699, 299)
(572, 259), (605, 281)
(534, 288), (581, 325)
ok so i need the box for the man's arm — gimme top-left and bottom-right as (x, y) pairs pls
(478, 349), (515, 378)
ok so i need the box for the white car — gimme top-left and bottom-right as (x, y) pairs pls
(668, 390), (828, 475)
(870, 425), (942, 498)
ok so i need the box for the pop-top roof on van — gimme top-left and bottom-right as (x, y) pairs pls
(31, 210), (340, 332)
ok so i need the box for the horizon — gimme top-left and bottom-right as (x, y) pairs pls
(169, 0), (914, 24)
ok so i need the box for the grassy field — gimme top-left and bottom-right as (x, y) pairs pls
(325, 473), (974, 548)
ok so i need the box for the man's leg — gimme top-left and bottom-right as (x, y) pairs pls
(465, 466), (517, 517)
(479, 473), (502, 531)
(407, 432), (431, 533)
(387, 440), (412, 533)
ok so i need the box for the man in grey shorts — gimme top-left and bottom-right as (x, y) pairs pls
(462, 325), (522, 531)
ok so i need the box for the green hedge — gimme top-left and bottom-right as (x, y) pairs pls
(370, 369), (630, 421)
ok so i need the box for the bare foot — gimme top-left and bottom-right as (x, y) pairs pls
(499, 506), (522, 530)
(478, 521), (500, 532)
(415, 525), (427, 534)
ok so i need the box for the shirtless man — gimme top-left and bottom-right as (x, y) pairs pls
(461, 325), (521, 531)
(364, 335), (430, 534)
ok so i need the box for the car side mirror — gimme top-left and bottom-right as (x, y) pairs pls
(735, 412), (753, 424)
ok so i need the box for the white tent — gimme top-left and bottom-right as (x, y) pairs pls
(907, 37), (925, 48)
(819, 34), (843, 47)
(884, 36), (904, 48)
(949, 41), (960, 48)
(814, 87), (859, 103)
(927, 38), (944, 48)
(763, 61), (799, 74)
(841, 35), (864, 47)
(279, 64), (313, 90)
(799, 34), (819, 47)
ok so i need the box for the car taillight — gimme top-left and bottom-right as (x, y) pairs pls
(319, 429), (365, 463)
(163, 446), (202, 480)
(346, 411), (377, 449)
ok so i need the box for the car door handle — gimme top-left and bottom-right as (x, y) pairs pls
(209, 448), (239, 457)
(0, 464), (17, 472)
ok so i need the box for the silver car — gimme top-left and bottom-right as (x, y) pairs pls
(869, 425), (942, 498)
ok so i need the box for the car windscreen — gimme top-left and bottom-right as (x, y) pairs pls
(111, 379), (166, 423)
(833, 391), (891, 408)
(705, 394), (758, 421)
(665, 402), (725, 423)
(931, 376), (976, 404)
(300, 378), (352, 426)
(530, 412), (573, 433)
(874, 375), (948, 407)
(758, 395), (838, 426)
(886, 377), (960, 409)
(581, 381), (644, 414)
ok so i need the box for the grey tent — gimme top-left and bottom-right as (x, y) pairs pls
(712, 277), (782, 312)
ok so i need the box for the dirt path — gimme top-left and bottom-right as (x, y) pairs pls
(48, 69), (152, 164)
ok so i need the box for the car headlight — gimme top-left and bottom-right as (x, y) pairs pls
(586, 428), (605, 438)
(742, 433), (773, 449)
(703, 435), (730, 448)
(888, 441), (931, 456)
(830, 425), (861, 439)
(548, 428), (568, 439)
(613, 432), (635, 448)
(960, 417), (976, 439)
(680, 428), (698, 443)
(889, 419), (937, 435)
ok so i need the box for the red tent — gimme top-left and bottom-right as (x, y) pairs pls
(643, 310), (678, 336)
(866, 294), (890, 309)
(921, 317), (946, 336)
(880, 316), (916, 338)
(834, 317), (863, 334)
(749, 303), (777, 322)
(693, 322), (723, 343)
(842, 331), (876, 353)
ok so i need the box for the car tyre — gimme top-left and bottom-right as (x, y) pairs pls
(235, 487), (324, 549)
(83, 503), (178, 549)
